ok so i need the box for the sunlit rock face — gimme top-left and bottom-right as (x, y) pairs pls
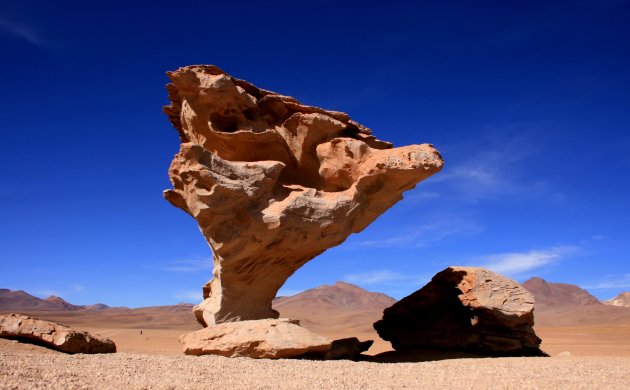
(163, 65), (443, 326)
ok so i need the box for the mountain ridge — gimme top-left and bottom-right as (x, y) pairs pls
(3, 278), (630, 329)
(522, 277), (601, 307)
(522, 278), (630, 326)
(0, 289), (109, 312)
(603, 292), (630, 308)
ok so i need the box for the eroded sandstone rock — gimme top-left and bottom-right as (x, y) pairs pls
(179, 318), (331, 358)
(373, 267), (546, 356)
(163, 65), (443, 326)
(0, 313), (116, 354)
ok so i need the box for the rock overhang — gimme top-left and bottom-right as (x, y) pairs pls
(163, 64), (443, 327)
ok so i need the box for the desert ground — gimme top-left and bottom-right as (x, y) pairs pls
(71, 325), (630, 357)
(2, 308), (630, 389)
(2, 338), (629, 390)
(4, 309), (629, 356)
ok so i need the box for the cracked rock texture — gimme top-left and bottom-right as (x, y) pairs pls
(163, 65), (443, 326)
(374, 267), (546, 356)
(0, 313), (116, 354)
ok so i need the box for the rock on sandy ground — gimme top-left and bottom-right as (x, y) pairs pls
(1, 340), (629, 389)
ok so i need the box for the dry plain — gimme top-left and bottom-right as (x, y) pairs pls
(2, 307), (630, 389)
(6, 309), (628, 357)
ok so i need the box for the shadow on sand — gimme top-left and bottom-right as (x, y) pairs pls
(363, 348), (497, 363)
(362, 347), (549, 363)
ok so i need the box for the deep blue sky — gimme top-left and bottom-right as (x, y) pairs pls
(1, 1), (629, 307)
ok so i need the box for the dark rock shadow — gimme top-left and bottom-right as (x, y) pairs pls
(359, 348), (487, 363)
(0, 335), (67, 353)
(361, 347), (548, 363)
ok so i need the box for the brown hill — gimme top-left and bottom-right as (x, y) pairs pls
(273, 282), (396, 348)
(603, 292), (630, 308)
(0, 288), (109, 313)
(522, 278), (630, 326)
(45, 296), (83, 311)
(522, 277), (601, 307)
(84, 303), (110, 310)
(0, 289), (60, 311)
(274, 281), (396, 313)
(1, 289), (111, 313)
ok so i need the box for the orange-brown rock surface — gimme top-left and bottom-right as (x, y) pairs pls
(180, 318), (331, 358)
(374, 267), (545, 356)
(0, 313), (116, 354)
(163, 65), (443, 327)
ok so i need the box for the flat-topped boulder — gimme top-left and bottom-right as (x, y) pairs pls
(163, 65), (443, 327)
(374, 267), (546, 356)
(0, 313), (116, 354)
(180, 318), (331, 358)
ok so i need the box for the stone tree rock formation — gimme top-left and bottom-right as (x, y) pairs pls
(163, 65), (443, 327)
(373, 267), (546, 356)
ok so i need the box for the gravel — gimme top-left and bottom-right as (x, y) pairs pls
(1, 341), (629, 389)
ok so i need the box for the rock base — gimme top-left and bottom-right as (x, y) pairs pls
(180, 318), (332, 359)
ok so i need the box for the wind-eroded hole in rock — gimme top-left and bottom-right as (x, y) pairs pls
(210, 112), (238, 133)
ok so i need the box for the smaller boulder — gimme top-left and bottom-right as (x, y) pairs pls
(0, 313), (116, 354)
(180, 318), (331, 358)
(374, 266), (546, 356)
(324, 337), (374, 360)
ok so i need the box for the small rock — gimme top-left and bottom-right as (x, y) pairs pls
(557, 351), (572, 357)
(324, 338), (373, 360)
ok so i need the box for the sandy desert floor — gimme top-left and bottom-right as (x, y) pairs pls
(536, 326), (630, 357)
(1, 339), (629, 390)
(66, 325), (630, 357)
(2, 311), (630, 389)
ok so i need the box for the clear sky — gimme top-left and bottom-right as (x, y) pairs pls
(1, 1), (629, 307)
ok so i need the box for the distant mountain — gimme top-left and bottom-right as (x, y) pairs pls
(84, 303), (110, 310)
(522, 278), (630, 326)
(45, 296), (83, 311)
(4, 280), (629, 332)
(0, 289), (109, 313)
(274, 281), (396, 313)
(0, 289), (61, 311)
(273, 282), (396, 339)
(0, 288), (198, 330)
(603, 292), (630, 308)
(522, 277), (601, 307)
